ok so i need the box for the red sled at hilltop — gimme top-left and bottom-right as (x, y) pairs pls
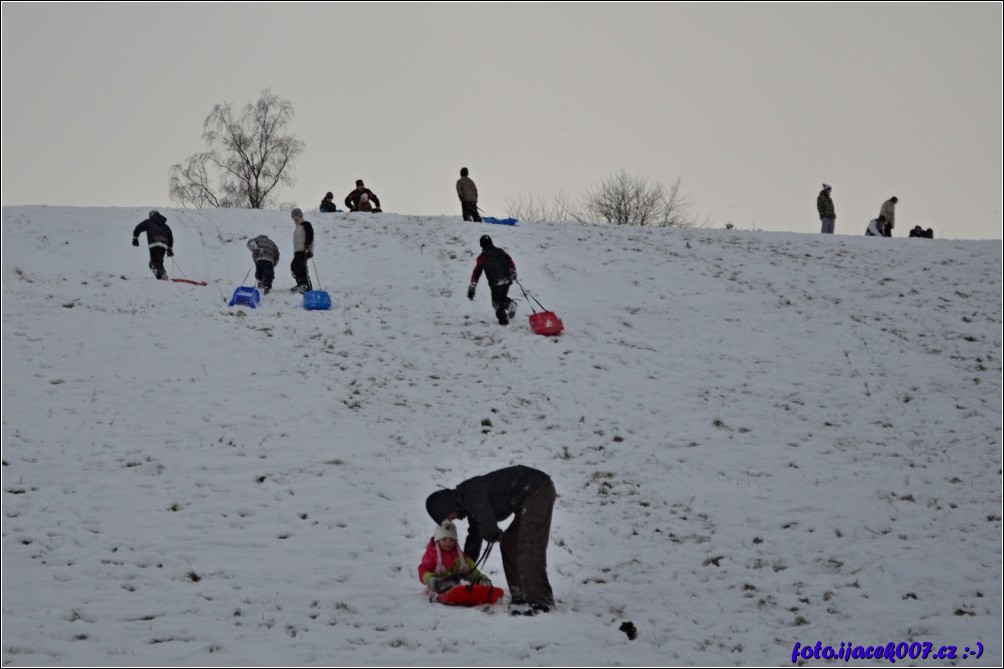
(436, 583), (505, 606)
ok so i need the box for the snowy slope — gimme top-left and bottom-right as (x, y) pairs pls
(2, 205), (1001, 666)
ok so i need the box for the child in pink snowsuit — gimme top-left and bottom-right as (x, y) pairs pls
(418, 520), (490, 594)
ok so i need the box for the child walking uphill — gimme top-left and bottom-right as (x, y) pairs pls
(246, 235), (280, 294)
(467, 234), (517, 325)
(132, 210), (174, 280)
(418, 520), (491, 595)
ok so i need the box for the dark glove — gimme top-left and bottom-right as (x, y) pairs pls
(467, 282), (476, 301)
(166, 248), (174, 257)
(509, 270), (517, 282)
(475, 576), (493, 587)
(485, 527), (503, 542)
(132, 238), (139, 247)
(305, 246), (313, 259)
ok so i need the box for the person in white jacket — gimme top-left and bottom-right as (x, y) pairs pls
(866, 215), (888, 237)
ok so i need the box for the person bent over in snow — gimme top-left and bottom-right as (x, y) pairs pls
(418, 520), (491, 596)
(427, 465), (556, 613)
(247, 235), (280, 294)
(468, 234), (517, 325)
(132, 210), (174, 280)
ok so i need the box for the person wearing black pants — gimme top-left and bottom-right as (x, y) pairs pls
(467, 234), (517, 325)
(457, 167), (482, 222)
(289, 207), (314, 292)
(247, 235), (280, 294)
(132, 210), (174, 280)
(426, 465), (556, 613)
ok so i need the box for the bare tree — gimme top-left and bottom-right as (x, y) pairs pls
(169, 89), (305, 209)
(504, 189), (579, 224)
(580, 170), (695, 227)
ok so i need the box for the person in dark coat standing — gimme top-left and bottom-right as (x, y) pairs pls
(456, 167), (482, 222)
(817, 184), (836, 234)
(426, 465), (556, 613)
(290, 207), (314, 293)
(247, 234), (280, 294)
(345, 179), (382, 212)
(132, 210), (174, 280)
(319, 192), (339, 212)
(468, 234), (517, 325)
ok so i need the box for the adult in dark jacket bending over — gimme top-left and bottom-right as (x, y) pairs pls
(132, 210), (174, 280)
(426, 465), (556, 613)
(468, 234), (517, 325)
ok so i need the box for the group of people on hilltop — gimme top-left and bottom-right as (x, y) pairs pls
(316, 168), (481, 221)
(817, 185), (934, 239)
(318, 179), (382, 213)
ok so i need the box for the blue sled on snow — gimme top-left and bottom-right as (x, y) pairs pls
(303, 290), (332, 310)
(482, 217), (518, 226)
(228, 285), (260, 308)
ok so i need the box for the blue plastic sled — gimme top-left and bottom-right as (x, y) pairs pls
(483, 216), (518, 226)
(303, 290), (332, 310)
(228, 285), (260, 308)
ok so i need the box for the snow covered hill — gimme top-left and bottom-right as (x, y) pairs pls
(2, 205), (1001, 666)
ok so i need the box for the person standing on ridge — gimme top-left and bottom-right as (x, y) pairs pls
(817, 183), (836, 234)
(456, 167), (482, 222)
(880, 196), (898, 237)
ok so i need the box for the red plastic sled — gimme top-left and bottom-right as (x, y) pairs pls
(436, 584), (505, 606)
(171, 278), (207, 286)
(529, 311), (564, 336)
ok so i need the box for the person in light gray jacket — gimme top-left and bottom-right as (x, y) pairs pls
(879, 196), (898, 237)
(247, 235), (280, 294)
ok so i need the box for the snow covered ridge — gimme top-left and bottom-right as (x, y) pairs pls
(2, 205), (1001, 666)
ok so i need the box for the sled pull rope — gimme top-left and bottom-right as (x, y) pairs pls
(311, 259), (324, 291)
(474, 540), (495, 573)
(515, 280), (548, 314)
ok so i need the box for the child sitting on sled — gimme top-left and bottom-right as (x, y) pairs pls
(418, 520), (492, 594)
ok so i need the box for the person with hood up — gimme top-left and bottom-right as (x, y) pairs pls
(132, 210), (174, 280)
(426, 465), (556, 614)
(468, 234), (517, 325)
(344, 179), (382, 212)
(417, 520), (491, 596)
(817, 184), (836, 234)
(319, 192), (339, 213)
(456, 167), (481, 222)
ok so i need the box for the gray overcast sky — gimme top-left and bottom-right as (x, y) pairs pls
(2, 2), (1001, 239)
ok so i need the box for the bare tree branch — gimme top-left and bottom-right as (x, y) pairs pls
(169, 89), (304, 209)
